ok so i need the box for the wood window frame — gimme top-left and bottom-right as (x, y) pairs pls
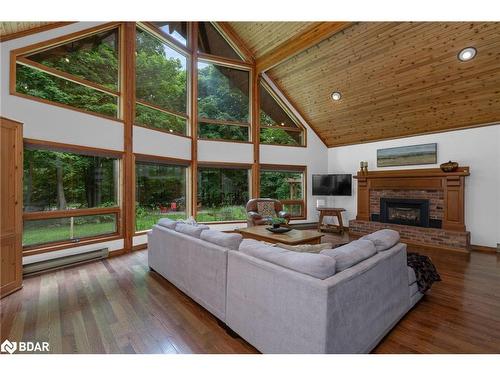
(134, 23), (191, 137)
(196, 161), (253, 224)
(134, 154), (191, 234)
(22, 139), (124, 253)
(10, 22), (124, 123)
(196, 57), (253, 142)
(259, 78), (306, 148)
(259, 164), (307, 220)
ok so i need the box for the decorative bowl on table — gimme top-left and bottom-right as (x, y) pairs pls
(266, 227), (292, 234)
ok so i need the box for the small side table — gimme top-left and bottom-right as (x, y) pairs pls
(317, 207), (346, 234)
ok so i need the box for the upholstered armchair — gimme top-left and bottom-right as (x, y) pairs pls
(246, 198), (291, 227)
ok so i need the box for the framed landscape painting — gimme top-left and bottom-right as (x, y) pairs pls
(377, 143), (437, 167)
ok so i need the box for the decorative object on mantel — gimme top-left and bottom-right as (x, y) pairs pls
(377, 143), (437, 167)
(359, 161), (368, 173)
(440, 160), (459, 172)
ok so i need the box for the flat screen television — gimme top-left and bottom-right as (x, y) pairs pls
(312, 174), (352, 196)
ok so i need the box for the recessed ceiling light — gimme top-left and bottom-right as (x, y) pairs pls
(331, 91), (342, 101)
(458, 47), (477, 62)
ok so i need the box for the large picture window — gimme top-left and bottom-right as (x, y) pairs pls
(259, 81), (305, 146)
(135, 26), (189, 135)
(135, 160), (188, 231)
(15, 26), (120, 118)
(197, 166), (250, 222)
(22, 145), (121, 249)
(260, 166), (306, 219)
(197, 61), (250, 141)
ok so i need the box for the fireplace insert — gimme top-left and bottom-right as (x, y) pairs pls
(379, 198), (430, 227)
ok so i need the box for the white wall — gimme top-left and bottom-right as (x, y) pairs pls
(327, 125), (500, 247)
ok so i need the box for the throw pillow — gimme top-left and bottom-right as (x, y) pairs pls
(257, 201), (277, 218)
(275, 242), (333, 253)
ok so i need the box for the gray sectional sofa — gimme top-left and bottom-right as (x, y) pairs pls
(148, 220), (422, 353)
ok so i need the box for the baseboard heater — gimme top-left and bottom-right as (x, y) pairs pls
(23, 247), (109, 277)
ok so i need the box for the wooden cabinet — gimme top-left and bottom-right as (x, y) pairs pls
(1, 117), (23, 298)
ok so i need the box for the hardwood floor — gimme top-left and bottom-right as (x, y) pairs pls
(1, 236), (499, 353)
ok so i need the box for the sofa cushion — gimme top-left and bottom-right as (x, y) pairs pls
(275, 242), (333, 253)
(320, 239), (377, 272)
(361, 229), (400, 252)
(157, 218), (178, 230)
(239, 239), (336, 279)
(175, 223), (209, 238)
(200, 229), (243, 250)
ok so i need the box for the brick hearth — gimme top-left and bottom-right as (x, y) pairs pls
(349, 219), (470, 252)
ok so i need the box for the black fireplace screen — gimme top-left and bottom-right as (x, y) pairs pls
(380, 198), (430, 227)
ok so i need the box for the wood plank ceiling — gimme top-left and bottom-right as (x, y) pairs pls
(0, 22), (57, 37)
(231, 22), (500, 147)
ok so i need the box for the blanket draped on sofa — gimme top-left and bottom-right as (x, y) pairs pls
(407, 252), (441, 293)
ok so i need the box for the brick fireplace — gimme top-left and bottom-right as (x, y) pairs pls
(349, 167), (471, 252)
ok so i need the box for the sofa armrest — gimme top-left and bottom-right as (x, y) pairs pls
(278, 211), (291, 222)
(247, 211), (263, 220)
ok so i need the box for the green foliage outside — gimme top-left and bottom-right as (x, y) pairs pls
(24, 149), (118, 211)
(260, 171), (303, 201)
(23, 214), (116, 247)
(197, 168), (249, 222)
(19, 26), (305, 245)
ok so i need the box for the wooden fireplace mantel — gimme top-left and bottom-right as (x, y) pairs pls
(354, 167), (470, 231)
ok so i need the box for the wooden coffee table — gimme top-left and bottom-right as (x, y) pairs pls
(236, 226), (324, 245)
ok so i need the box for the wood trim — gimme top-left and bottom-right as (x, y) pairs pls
(198, 220), (247, 225)
(354, 167), (470, 179)
(327, 121), (500, 148)
(198, 117), (250, 127)
(259, 163), (307, 172)
(197, 53), (253, 70)
(470, 245), (498, 254)
(215, 22), (255, 64)
(132, 243), (148, 251)
(24, 138), (124, 158)
(251, 72), (260, 198)
(134, 153), (191, 166)
(255, 22), (353, 73)
(10, 22), (122, 57)
(261, 73), (316, 147)
(0, 22), (75, 43)
(136, 99), (188, 119)
(133, 123), (191, 139)
(23, 207), (120, 221)
(190, 22), (199, 219)
(198, 161), (253, 170)
(197, 137), (252, 145)
(17, 57), (120, 97)
(138, 22), (191, 55)
(0, 117), (23, 298)
(260, 124), (303, 132)
(22, 235), (123, 257)
(122, 23), (136, 253)
(10, 91), (123, 123)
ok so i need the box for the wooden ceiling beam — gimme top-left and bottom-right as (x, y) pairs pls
(255, 22), (353, 73)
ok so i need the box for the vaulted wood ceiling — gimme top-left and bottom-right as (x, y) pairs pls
(0, 22), (57, 38)
(230, 22), (500, 147)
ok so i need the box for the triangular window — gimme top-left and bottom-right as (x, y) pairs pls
(23, 28), (119, 91)
(197, 22), (243, 61)
(14, 25), (120, 118)
(259, 82), (305, 146)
